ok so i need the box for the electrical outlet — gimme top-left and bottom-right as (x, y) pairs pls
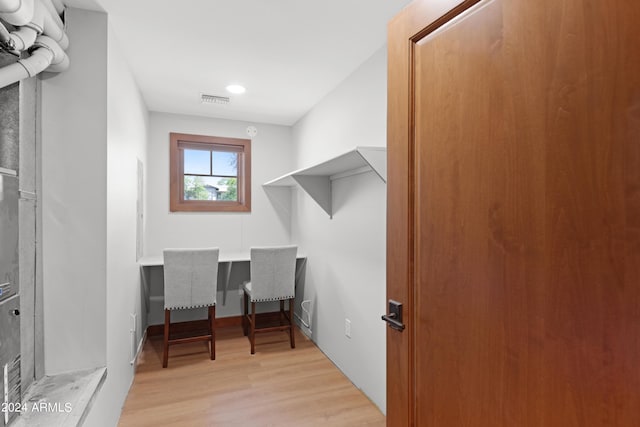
(345, 318), (351, 338)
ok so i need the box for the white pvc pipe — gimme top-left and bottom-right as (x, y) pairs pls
(17, 45), (53, 76)
(0, 21), (11, 45)
(46, 52), (67, 71)
(49, 0), (63, 16)
(0, 0), (21, 11)
(0, 0), (69, 53)
(9, 25), (37, 50)
(0, 62), (29, 88)
(40, 0), (63, 32)
(0, 46), (53, 88)
(24, 0), (43, 32)
(22, 0), (68, 50)
(41, 1), (67, 49)
(0, 0), (69, 88)
(46, 51), (67, 72)
(35, 35), (68, 72)
(0, 0), (34, 26)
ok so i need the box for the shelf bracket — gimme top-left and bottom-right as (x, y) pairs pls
(291, 174), (333, 218)
(356, 147), (387, 183)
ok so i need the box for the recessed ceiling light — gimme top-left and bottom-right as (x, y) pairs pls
(226, 84), (246, 94)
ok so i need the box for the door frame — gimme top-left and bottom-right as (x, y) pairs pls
(385, 1), (483, 425)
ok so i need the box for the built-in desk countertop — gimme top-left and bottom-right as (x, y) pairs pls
(138, 251), (306, 267)
(138, 252), (307, 319)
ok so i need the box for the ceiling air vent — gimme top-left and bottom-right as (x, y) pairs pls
(201, 94), (230, 105)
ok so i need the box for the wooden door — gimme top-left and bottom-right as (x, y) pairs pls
(386, 0), (640, 425)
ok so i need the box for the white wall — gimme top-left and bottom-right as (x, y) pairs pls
(291, 47), (388, 412)
(145, 112), (293, 321)
(41, 9), (150, 425)
(41, 8), (108, 374)
(82, 27), (150, 427)
(40, 8), (386, 422)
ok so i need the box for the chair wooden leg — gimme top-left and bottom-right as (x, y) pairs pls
(280, 300), (285, 325)
(250, 301), (256, 354)
(242, 289), (249, 336)
(209, 305), (216, 360)
(163, 309), (170, 368)
(289, 298), (295, 349)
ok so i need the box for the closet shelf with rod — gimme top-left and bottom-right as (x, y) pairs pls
(263, 146), (386, 218)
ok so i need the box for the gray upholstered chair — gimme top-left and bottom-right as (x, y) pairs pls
(162, 248), (219, 368)
(243, 245), (297, 354)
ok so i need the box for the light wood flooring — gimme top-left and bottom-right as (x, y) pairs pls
(119, 325), (386, 426)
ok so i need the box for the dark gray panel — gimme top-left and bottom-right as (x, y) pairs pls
(19, 77), (38, 193)
(0, 53), (19, 173)
(0, 173), (19, 300)
(19, 198), (36, 391)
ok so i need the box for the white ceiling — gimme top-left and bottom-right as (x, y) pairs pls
(65, 0), (411, 125)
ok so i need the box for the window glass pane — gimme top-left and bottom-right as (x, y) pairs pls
(214, 177), (237, 201)
(184, 149), (210, 175)
(212, 151), (238, 176)
(183, 176), (238, 201)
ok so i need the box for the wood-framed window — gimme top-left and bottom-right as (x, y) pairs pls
(169, 132), (251, 212)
